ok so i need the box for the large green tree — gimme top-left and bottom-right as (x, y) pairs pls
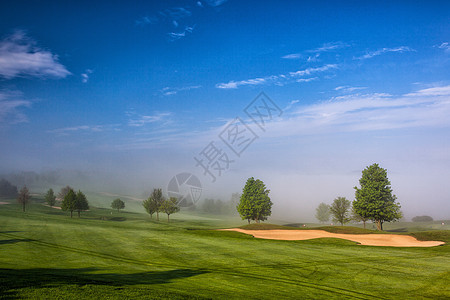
(75, 190), (89, 217)
(44, 188), (56, 207)
(58, 185), (73, 200)
(111, 198), (125, 212)
(17, 186), (31, 212)
(353, 163), (402, 230)
(161, 197), (180, 222)
(330, 197), (351, 226)
(237, 177), (273, 223)
(61, 188), (77, 218)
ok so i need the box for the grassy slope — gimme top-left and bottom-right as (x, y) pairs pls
(0, 199), (449, 299)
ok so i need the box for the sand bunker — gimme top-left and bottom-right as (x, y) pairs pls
(222, 229), (445, 247)
(0, 201), (10, 205)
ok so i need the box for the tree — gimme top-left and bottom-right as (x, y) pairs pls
(143, 189), (164, 220)
(148, 188), (165, 221)
(0, 179), (18, 197)
(351, 205), (370, 229)
(17, 186), (31, 212)
(412, 215), (433, 222)
(354, 163), (402, 231)
(315, 202), (331, 223)
(44, 188), (56, 207)
(111, 198), (125, 212)
(58, 185), (73, 200)
(161, 197), (180, 222)
(237, 177), (273, 223)
(330, 197), (351, 226)
(75, 190), (89, 217)
(61, 188), (76, 218)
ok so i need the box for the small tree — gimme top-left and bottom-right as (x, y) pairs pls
(161, 197), (180, 222)
(354, 163), (402, 230)
(111, 198), (125, 212)
(75, 190), (89, 217)
(58, 185), (73, 201)
(143, 196), (158, 219)
(330, 197), (351, 226)
(17, 186), (31, 212)
(61, 188), (76, 218)
(148, 188), (165, 221)
(237, 177), (273, 223)
(44, 188), (56, 207)
(315, 202), (330, 223)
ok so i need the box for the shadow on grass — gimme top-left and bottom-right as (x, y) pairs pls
(0, 267), (208, 298)
(0, 238), (34, 245)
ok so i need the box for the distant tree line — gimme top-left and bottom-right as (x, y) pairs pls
(0, 179), (18, 198)
(412, 215), (433, 222)
(315, 163), (402, 230)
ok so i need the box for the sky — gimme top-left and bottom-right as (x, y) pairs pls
(0, 0), (449, 221)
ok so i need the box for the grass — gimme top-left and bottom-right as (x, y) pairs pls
(0, 198), (449, 299)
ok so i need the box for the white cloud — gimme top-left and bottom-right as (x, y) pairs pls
(128, 112), (172, 127)
(436, 42), (450, 52)
(81, 69), (93, 83)
(167, 25), (195, 41)
(335, 86), (367, 92)
(0, 31), (71, 79)
(268, 85), (450, 137)
(296, 77), (318, 83)
(160, 85), (202, 96)
(282, 42), (348, 60)
(0, 90), (32, 125)
(47, 124), (120, 136)
(203, 0), (228, 7)
(355, 46), (415, 60)
(216, 64), (337, 89)
(281, 53), (302, 59)
(306, 41), (349, 53)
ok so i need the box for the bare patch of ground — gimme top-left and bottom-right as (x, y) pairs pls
(222, 228), (445, 247)
(0, 201), (10, 205)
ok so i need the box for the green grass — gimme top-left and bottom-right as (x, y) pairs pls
(0, 198), (449, 299)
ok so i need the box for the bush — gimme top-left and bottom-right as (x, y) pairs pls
(412, 215), (433, 222)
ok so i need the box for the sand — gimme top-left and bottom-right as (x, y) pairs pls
(222, 228), (445, 247)
(0, 201), (10, 205)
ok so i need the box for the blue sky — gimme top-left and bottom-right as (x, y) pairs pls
(1, 0), (449, 220)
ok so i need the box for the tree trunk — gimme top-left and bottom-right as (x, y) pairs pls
(247, 219), (250, 224)
(22, 203), (25, 212)
(363, 220), (366, 229)
(376, 220), (382, 231)
(167, 214), (170, 222)
(78, 210), (81, 217)
(70, 210), (73, 218)
(117, 208), (119, 213)
(156, 212), (159, 221)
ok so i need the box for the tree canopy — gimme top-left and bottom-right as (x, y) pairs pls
(143, 188), (165, 220)
(237, 177), (273, 223)
(315, 202), (331, 223)
(44, 188), (56, 207)
(412, 215), (433, 222)
(17, 186), (30, 212)
(61, 188), (77, 218)
(161, 197), (180, 222)
(330, 197), (351, 226)
(353, 163), (402, 230)
(75, 190), (89, 217)
(111, 198), (125, 212)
